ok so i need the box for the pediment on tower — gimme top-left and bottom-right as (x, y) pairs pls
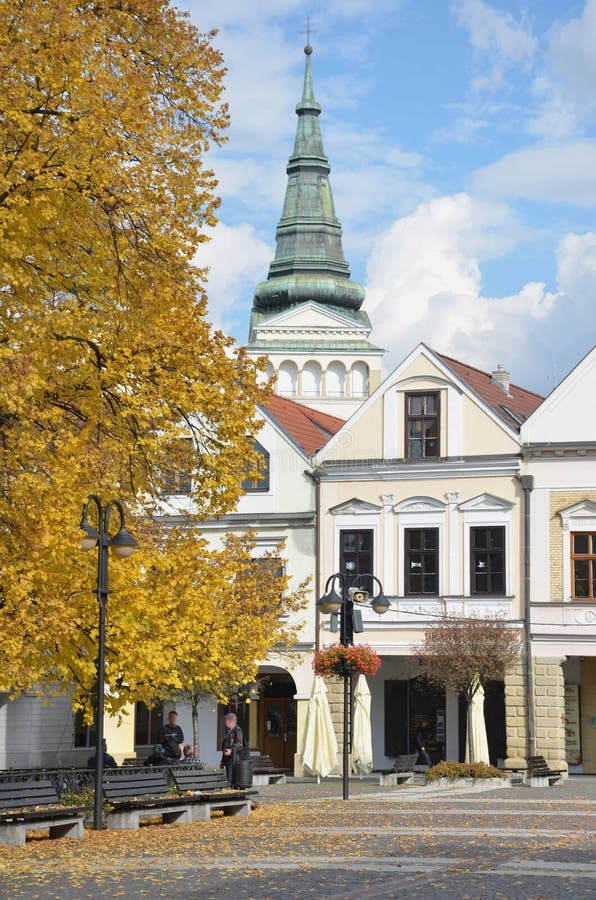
(253, 301), (371, 335)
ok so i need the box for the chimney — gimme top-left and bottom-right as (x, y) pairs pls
(491, 364), (510, 395)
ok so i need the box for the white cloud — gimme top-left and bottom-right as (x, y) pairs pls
(527, 76), (579, 141)
(473, 140), (596, 205)
(195, 224), (273, 332)
(452, 0), (537, 92)
(363, 194), (560, 384)
(548, 0), (596, 117)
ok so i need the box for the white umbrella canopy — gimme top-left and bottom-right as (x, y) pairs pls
(465, 683), (490, 764)
(300, 675), (339, 778)
(352, 673), (373, 775)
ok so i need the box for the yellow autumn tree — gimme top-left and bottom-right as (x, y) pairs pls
(0, 1), (281, 703)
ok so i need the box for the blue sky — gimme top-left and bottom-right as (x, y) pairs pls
(181, 0), (596, 395)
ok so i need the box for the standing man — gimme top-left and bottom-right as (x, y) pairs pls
(158, 710), (184, 764)
(415, 718), (433, 767)
(220, 712), (244, 786)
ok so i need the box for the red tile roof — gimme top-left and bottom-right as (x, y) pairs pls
(437, 353), (544, 431)
(262, 394), (346, 456)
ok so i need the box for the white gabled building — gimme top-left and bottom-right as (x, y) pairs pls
(521, 346), (596, 774)
(313, 343), (544, 771)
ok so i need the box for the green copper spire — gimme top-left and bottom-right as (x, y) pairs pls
(253, 45), (365, 313)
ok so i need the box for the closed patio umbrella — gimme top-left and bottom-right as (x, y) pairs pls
(465, 682), (490, 764)
(300, 675), (339, 779)
(352, 673), (373, 775)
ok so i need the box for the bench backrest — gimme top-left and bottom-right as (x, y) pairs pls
(394, 754), (418, 772)
(0, 778), (60, 811)
(102, 771), (171, 802)
(525, 755), (550, 772)
(172, 770), (229, 793)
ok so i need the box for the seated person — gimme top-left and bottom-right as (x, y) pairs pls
(182, 744), (203, 767)
(87, 738), (118, 769)
(144, 743), (171, 766)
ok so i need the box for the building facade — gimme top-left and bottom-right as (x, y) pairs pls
(313, 344), (544, 770)
(521, 347), (596, 774)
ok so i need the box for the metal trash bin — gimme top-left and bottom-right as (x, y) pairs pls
(233, 758), (253, 789)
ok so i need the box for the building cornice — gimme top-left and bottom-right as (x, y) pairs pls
(314, 454), (521, 482)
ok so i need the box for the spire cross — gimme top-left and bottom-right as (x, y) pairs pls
(302, 16), (316, 49)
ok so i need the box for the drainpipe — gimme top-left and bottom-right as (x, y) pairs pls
(304, 468), (321, 651)
(520, 473), (536, 756)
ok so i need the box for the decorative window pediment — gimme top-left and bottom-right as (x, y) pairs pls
(393, 496), (447, 514)
(329, 498), (382, 516)
(559, 499), (596, 523)
(458, 493), (513, 513)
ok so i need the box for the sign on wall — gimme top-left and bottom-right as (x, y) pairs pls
(564, 684), (581, 765)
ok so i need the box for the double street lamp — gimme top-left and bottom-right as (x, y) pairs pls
(79, 495), (138, 830)
(317, 573), (389, 800)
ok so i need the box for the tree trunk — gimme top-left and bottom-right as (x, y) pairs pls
(192, 700), (200, 759)
(467, 695), (475, 764)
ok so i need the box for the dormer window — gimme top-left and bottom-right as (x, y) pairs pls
(406, 392), (439, 459)
(242, 440), (270, 492)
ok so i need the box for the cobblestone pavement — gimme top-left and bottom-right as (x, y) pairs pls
(1, 777), (595, 899)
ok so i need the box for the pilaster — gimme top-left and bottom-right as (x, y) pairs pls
(533, 656), (567, 773)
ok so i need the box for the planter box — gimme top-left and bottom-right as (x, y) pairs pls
(429, 776), (511, 790)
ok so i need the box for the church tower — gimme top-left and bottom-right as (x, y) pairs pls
(246, 44), (384, 418)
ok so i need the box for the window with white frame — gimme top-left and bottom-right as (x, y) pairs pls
(558, 500), (596, 602)
(470, 526), (506, 595)
(571, 532), (596, 600)
(459, 494), (512, 599)
(394, 497), (447, 598)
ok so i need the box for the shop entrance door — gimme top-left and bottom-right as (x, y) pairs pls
(262, 699), (297, 770)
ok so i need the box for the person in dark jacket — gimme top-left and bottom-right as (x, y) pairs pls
(87, 739), (118, 769)
(415, 719), (433, 767)
(144, 743), (170, 766)
(157, 710), (184, 763)
(220, 713), (244, 786)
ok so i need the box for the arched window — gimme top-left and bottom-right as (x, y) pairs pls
(258, 361), (275, 386)
(277, 360), (298, 396)
(302, 360), (322, 396)
(326, 361), (346, 397)
(242, 439), (270, 492)
(351, 361), (369, 398)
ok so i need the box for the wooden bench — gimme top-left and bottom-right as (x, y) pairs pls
(525, 756), (566, 787)
(378, 754), (419, 786)
(250, 755), (287, 785)
(103, 770), (194, 830)
(171, 769), (255, 820)
(0, 779), (88, 846)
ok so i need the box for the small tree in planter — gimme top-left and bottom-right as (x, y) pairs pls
(417, 617), (521, 764)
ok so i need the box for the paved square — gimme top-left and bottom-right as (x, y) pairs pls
(1, 777), (595, 899)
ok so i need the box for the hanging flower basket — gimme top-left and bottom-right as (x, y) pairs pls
(313, 644), (381, 678)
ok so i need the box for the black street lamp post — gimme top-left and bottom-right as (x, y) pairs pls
(79, 495), (138, 830)
(317, 573), (389, 800)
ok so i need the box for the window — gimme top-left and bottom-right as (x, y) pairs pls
(406, 392), (439, 459)
(302, 361), (322, 397)
(351, 362), (369, 398)
(326, 362), (346, 397)
(278, 360), (298, 396)
(134, 701), (164, 747)
(470, 527), (505, 595)
(242, 440), (270, 492)
(340, 529), (373, 590)
(571, 532), (596, 600)
(405, 528), (439, 595)
(74, 711), (96, 748)
(163, 437), (193, 496)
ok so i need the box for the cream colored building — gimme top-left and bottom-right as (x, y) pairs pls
(313, 343), (544, 769)
(521, 347), (596, 774)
